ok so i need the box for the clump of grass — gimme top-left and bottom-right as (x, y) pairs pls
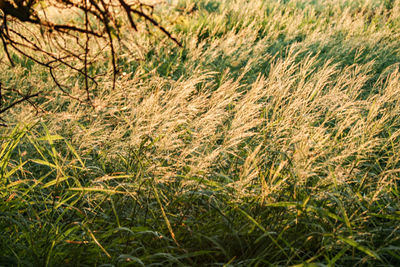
(1, 0), (400, 265)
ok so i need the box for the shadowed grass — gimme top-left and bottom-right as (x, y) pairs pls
(1, 0), (400, 266)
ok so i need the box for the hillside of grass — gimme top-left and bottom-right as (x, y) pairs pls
(1, 0), (400, 265)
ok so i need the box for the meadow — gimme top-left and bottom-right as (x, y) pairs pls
(1, 0), (400, 265)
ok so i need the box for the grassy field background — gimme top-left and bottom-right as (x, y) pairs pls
(1, 0), (400, 265)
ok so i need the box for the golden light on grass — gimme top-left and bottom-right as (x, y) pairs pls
(1, 0), (400, 265)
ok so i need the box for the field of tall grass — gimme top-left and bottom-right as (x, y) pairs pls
(1, 0), (400, 265)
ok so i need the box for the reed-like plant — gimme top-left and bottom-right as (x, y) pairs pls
(1, 0), (400, 265)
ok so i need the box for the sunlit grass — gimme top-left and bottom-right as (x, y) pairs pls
(1, 0), (400, 265)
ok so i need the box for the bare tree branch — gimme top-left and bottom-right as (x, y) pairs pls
(0, 0), (181, 109)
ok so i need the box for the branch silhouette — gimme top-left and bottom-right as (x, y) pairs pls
(0, 0), (181, 119)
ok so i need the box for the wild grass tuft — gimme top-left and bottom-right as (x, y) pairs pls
(1, 0), (400, 265)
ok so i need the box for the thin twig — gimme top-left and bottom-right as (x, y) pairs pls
(0, 92), (40, 114)
(0, 0), (182, 111)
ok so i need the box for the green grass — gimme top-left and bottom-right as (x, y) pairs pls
(1, 0), (400, 265)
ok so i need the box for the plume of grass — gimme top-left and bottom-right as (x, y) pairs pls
(1, 0), (400, 265)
